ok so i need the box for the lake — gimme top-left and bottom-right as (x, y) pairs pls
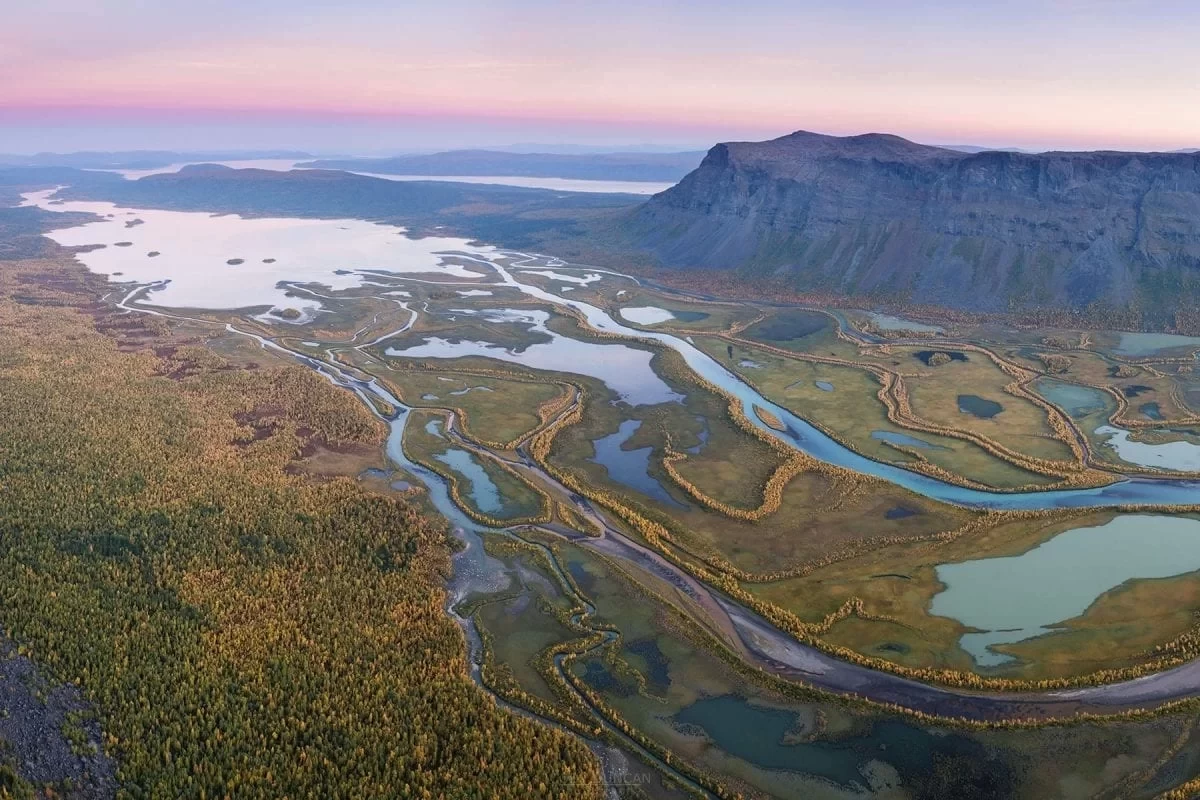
(1034, 378), (1110, 418)
(588, 420), (686, 507)
(384, 308), (683, 406)
(1096, 426), (1200, 472)
(434, 449), (503, 513)
(930, 515), (1200, 666)
(1114, 332), (1200, 357)
(22, 189), (493, 315)
(98, 159), (675, 195)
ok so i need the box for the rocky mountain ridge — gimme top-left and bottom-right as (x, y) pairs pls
(626, 131), (1200, 321)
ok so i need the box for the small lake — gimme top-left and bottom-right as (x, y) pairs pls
(745, 310), (828, 342)
(1114, 332), (1200, 357)
(1034, 378), (1109, 418)
(619, 306), (711, 326)
(434, 449), (503, 513)
(957, 394), (1003, 419)
(863, 312), (944, 335)
(589, 420), (686, 508)
(915, 350), (968, 366)
(619, 306), (674, 325)
(517, 269), (602, 286)
(386, 308), (683, 406)
(871, 430), (949, 451)
(930, 515), (1200, 666)
(673, 695), (997, 789)
(814, 381), (834, 392)
(1095, 426), (1200, 472)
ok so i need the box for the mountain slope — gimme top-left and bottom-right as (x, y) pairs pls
(625, 131), (1200, 319)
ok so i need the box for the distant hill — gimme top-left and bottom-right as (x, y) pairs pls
(300, 150), (705, 182)
(623, 130), (1200, 322)
(0, 150), (314, 170)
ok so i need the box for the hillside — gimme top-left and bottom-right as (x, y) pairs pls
(301, 149), (705, 182)
(624, 131), (1200, 322)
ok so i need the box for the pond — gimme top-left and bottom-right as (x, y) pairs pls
(434, 449), (504, 513)
(619, 306), (711, 326)
(930, 515), (1200, 666)
(1141, 402), (1164, 421)
(871, 430), (949, 451)
(1095, 426), (1200, 472)
(957, 394), (1003, 419)
(814, 380), (835, 392)
(744, 310), (828, 343)
(862, 312), (944, 335)
(619, 306), (674, 325)
(673, 695), (1005, 791)
(589, 419), (687, 508)
(1114, 332), (1200, 357)
(914, 350), (968, 366)
(1034, 378), (1109, 418)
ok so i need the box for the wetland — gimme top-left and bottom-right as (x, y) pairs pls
(15, 179), (1200, 799)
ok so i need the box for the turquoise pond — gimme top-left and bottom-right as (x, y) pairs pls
(1034, 378), (1110, 418)
(929, 515), (1200, 666)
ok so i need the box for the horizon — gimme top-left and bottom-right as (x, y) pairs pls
(5, 0), (1199, 154)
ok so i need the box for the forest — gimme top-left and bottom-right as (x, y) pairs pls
(0, 230), (601, 797)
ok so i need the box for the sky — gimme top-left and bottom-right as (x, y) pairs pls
(2, 0), (1199, 154)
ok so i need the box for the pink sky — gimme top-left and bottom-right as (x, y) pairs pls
(4, 0), (1199, 153)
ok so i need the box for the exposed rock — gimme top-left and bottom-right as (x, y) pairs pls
(627, 130), (1200, 321)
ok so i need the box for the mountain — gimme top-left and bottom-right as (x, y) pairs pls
(0, 150), (315, 169)
(300, 149), (705, 182)
(624, 131), (1200, 318)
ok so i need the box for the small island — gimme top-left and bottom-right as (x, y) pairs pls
(114, 241), (133, 247)
(226, 258), (245, 265)
(270, 307), (303, 320)
(262, 258), (276, 264)
(147, 251), (160, 258)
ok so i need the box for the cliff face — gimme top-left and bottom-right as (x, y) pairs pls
(628, 131), (1200, 316)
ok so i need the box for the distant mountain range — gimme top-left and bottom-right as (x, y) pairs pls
(0, 150), (315, 170)
(300, 150), (706, 182)
(623, 130), (1200, 322)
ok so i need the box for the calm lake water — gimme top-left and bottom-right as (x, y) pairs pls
(1095, 426), (1200, 472)
(862, 311), (944, 335)
(619, 306), (675, 325)
(22, 189), (492, 315)
(1115, 332), (1200, 356)
(100, 160), (675, 195)
(385, 308), (682, 406)
(589, 420), (686, 507)
(930, 515), (1200, 666)
(1034, 378), (1110, 418)
(434, 449), (503, 513)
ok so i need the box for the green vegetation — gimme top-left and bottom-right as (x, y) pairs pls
(0, 255), (600, 798)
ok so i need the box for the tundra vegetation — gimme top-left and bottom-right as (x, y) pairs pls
(6, 192), (1200, 798)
